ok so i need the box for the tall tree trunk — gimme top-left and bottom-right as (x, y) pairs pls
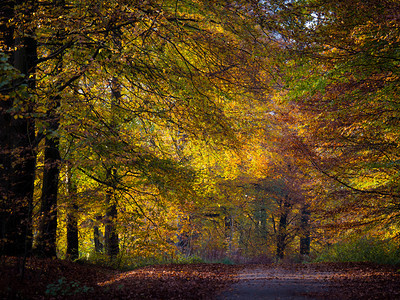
(36, 96), (61, 257)
(66, 204), (79, 259)
(104, 187), (119, 257)
(276, 196), (291, 260)
(224, 208), (233, 254)
(103, 77), (121, 258)
(0, 0), (37, 256)
(258, 207), (267, 239)
(66, 164), (79, 260)
(35, 0), (65, 257)
(0, 0), (17, 256)
(299, 203), (311, 256)
(94, 215), (104, 253)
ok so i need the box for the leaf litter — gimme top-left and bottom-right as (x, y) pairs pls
(1, 258), (400, 299)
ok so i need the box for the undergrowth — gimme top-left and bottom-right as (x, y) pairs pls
(79, 251), (237, 270)
(314, 236), (400, 265)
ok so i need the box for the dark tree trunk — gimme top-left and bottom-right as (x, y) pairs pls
(94, 221), (103, 253)
(0, 0), (37, 256)
(224, 213), (232, 253)
(257, 206), (267, 239)
(177, 233), (191, 256)
(36, 0), (65, 256)
(276, 196), (291, 260)
(0, 0), (16, 256)
(299, 204), (311, 256)
(66, 165), (79, 259)
(36, 109), (61, 257)
(103, 77), (121, 258)
(66, 204), (79, 259)
(176, 216), (192, 256)
(104, 189), (119, 257)
(276, 216), (287, 260)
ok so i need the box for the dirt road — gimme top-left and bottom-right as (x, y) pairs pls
(217, 264), (334, 299)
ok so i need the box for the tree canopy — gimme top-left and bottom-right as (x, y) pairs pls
(1, 0), (399, 264)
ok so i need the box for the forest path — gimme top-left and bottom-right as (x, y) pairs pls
(216, 264), (334, 299)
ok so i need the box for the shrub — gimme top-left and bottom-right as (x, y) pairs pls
(174, 254), (205, 264)
(315, 236), (400, 264)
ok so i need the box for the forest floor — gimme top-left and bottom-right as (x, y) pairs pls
(1, 257), (400, 299)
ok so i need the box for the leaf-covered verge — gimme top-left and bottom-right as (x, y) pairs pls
(0, 257), (242, 299)
(311, 262), (400, 300)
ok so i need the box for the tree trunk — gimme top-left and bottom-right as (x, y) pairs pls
(276, 196), (291, 260)
(0, 0), (37, 256)
(66, 164), (79, 260)
(94, 218), (104, 253)
(0, 2), (15, 255)
(36, 107), (61, 257)
(66, 205), (79, 259)
(36, 0), (65, 257)
(103, 77), (121, 258)
(224, 213), (232, 254)
(104, 188), (119, 257)
(299, 204), (311, 256)
(258, 207), (267, 239)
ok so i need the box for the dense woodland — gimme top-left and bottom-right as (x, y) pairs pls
(1, 0), (399, 268)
